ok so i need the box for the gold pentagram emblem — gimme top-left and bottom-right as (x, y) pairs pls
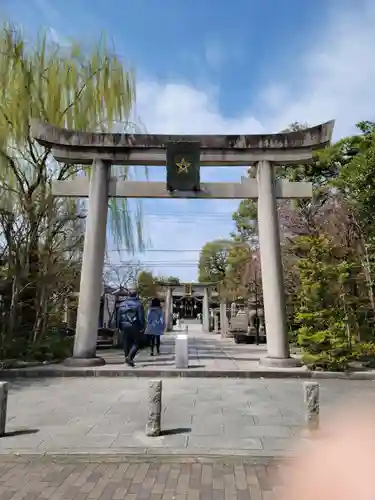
(176, 157), (191, 174)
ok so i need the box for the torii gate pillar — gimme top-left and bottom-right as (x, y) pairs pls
(66, 160), (110, 366)
(257, 160), (297, 367)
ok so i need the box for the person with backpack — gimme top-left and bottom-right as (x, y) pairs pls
(117, 289), (146, 367)
(145, 297), (165, 356)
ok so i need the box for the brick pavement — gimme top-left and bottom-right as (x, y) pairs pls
(0, 457), (285, 500)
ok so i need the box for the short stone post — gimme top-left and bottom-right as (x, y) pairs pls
(146, 380), (162, 437)
(249, 310), (257, 336)
(203, 287), (210, 332)
(303, 382), (319, 431)
(214, 313), (219, 333)
(164, 287), (173, 331)
(0, 382), (8, 436)
(220, 302), (228, 337)
(258, 309), (265, 338)
(175, 331), (189, 368)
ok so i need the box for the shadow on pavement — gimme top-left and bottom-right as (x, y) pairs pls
(4, 428), (39, 437)
(138, 362), (205, 369)
(6, 378), (60, 392)
(160, 427), (191, 436)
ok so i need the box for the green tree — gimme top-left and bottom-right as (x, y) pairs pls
(333, 121), (375, 233)
(231, 123), (329, 243)
(294, 235), (359, 370)
(320, 121), (375, 315)
(281, 122), (375, 343)
(231, 164), (258, 243)
(137, 271), (159, 300)
(231, 199), (258, 243)
(0, 23), (142, 349)
(198, 240), (232, 283)
(155, 276), (180, 285)
(222, 244), (254, 301)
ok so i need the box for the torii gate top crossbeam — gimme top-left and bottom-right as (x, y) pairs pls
(31, 120), (335, 166)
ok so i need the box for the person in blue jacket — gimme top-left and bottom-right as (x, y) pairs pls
(145, 297), (165, 356)
(117, 289), (145, 367)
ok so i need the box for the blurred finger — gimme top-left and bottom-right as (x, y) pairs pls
(278, 404), (375, 500)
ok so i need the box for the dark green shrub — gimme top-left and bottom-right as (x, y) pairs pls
(294, 235), (359, 371)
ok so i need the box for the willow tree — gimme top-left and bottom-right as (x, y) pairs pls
(0, 23), (142, 347)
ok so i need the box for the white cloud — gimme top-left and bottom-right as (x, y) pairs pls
(265, 0), (375, 138)
(116, 0), (375, 280)
(135, 0), (375, 139)
(134, 82), (264, 136)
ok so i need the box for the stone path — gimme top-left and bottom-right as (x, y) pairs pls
(2, 377), (375, 455)
(0, 457), (284, 500)
(4, 330), (375, 379)
(103, 330), (266, 370)
(2, 331), (301, 378)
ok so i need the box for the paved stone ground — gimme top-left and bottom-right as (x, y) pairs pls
(2, 377), (375, 455)
(3, 329), (305, 378)
(105, 321), (272, 372)
(0, 457), (285, 500)
(5, 328), (374, 379)
(103, 329), (267, 370)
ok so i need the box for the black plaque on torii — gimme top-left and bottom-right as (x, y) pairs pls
(166, 142), (201, 192)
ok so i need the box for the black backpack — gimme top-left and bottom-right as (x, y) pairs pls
(121, 302), (140, 327)
(124, 308), (139, 325)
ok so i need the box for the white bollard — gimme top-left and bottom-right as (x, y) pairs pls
(175, 333), (189, 369)
(146, 379), (162, 437)
(0, 382), (8, 436)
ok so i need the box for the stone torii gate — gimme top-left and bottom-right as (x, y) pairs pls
(163, 283), (213, 332)
(32, 120), (334, 367)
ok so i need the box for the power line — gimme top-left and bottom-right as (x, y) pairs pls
(126, 214), (236, 221)
(115, 209), (238, 217)
(62, 211), (238, 221)
(107, 262), (199, 265)
(142, 216), (232, 220)
(107, 241), (253, 253)
(106, 265), (198, 268)
(105, 262), (199, 268)
(107, 249), (201, 253)
(140, 212), (236, 216)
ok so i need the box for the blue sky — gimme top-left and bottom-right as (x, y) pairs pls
(3, 0), (375, 282)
